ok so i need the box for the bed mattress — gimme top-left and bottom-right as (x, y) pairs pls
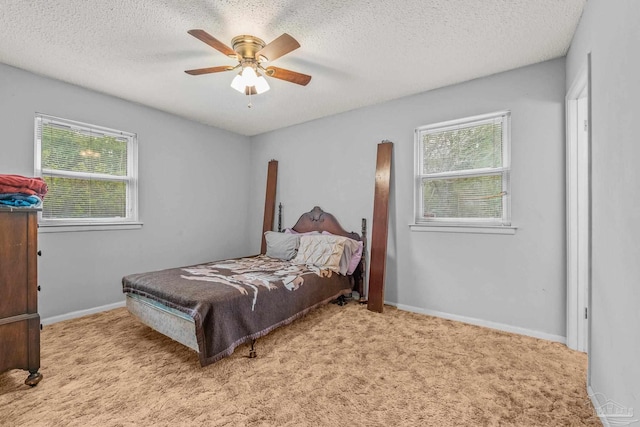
(123, 255), (352, 366)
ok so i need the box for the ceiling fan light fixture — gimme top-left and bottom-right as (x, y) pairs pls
(230, 65), (269, 95)
(230, 73), (245, 93)
(241, 66), (258, 86)
(254, 75), (270, 94)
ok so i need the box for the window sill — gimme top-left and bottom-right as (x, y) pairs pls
(409, 224), (517, 235)
(38, 222), (143, 233)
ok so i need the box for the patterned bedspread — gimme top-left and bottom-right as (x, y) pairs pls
(122, 255), (352, 366)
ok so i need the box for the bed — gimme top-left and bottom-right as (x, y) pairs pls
(122, 206), (365, 367)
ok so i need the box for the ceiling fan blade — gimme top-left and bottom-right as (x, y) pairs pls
(188, 29), (237, 58)
(185, 66), (235, 75)
(256, 33), (300, 62)
(265, 66), (312, 86)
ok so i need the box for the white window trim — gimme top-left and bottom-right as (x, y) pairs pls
(38, 222), (143, 233)
(409, 224), (517, 235)
(412, 111), (513, 231)
(34, 113), (141, 231)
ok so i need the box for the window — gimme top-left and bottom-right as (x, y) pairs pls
(414, 111), (511, 227)
(34, 114), (139, 228)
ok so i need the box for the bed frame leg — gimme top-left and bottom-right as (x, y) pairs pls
(249, 339), (257, 358)
(335, 295), (347, 306)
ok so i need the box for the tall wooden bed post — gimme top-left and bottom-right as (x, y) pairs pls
(261, 160), (278, 254)
(368, 141), (393, 313)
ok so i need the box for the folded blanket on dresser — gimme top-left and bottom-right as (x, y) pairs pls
(0, 174), (48, 198)
(0, 193), (43, 207)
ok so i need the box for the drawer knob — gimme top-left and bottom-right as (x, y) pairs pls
(40, 324), (43, 331)
(38, 286), (41, 291)
(37, 250), (42, 256)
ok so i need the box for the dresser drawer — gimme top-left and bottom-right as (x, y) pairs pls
(0, 213), (30, 319)
(0, 315), (40, 372)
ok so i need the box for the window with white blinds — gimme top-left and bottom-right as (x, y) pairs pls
(414, 111), (511, 226)
(34, 114), (138, 226)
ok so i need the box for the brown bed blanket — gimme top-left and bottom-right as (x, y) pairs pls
(122, 255), (352, 366)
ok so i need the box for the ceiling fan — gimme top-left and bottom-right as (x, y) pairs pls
(185, 30), (312, 96)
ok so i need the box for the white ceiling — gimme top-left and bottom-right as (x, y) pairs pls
(1, 0), (585, 136)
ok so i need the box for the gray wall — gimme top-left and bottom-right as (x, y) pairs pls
(250, 58), (567, 339)
(566, 0), (640, 413)
(0, 63), (252, 319)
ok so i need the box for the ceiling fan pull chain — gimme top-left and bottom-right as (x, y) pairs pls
(248, 91), (253, 109)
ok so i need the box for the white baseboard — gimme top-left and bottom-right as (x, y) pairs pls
(41, 300), (126, 325)
(388, 302), (567, 344)
(586, 385), (639, 427)
(588, 385), (611, 427)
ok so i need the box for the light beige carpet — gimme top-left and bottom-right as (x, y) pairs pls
(0, 303), (600, 426)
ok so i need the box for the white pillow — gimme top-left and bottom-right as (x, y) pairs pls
(321, 231), (363, 275)
(264, 231), (300, 260)
(292, 235), (346, 272)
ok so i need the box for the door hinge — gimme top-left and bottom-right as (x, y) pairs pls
(585, 307), (588, 319)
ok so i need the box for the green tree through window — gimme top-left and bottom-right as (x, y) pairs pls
(415, 112), (510, 225)
(35, 115), (138, 225)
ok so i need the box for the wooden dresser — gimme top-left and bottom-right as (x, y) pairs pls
(0, 207), (42, 386)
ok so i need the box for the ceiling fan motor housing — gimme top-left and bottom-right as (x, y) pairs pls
(231, 35), (267, 61)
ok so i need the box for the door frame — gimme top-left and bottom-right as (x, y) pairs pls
(565, 58), (591, 354)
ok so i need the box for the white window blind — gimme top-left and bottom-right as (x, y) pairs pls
(34, 114), (138, 226)
(414, 111), (511, 226)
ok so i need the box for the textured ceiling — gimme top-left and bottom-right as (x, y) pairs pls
(1, 0), (585, 136)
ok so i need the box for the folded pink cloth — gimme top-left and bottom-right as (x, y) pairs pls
(0, 174), (48, 198)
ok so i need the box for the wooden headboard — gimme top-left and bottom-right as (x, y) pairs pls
(291, 206), (361, 241)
